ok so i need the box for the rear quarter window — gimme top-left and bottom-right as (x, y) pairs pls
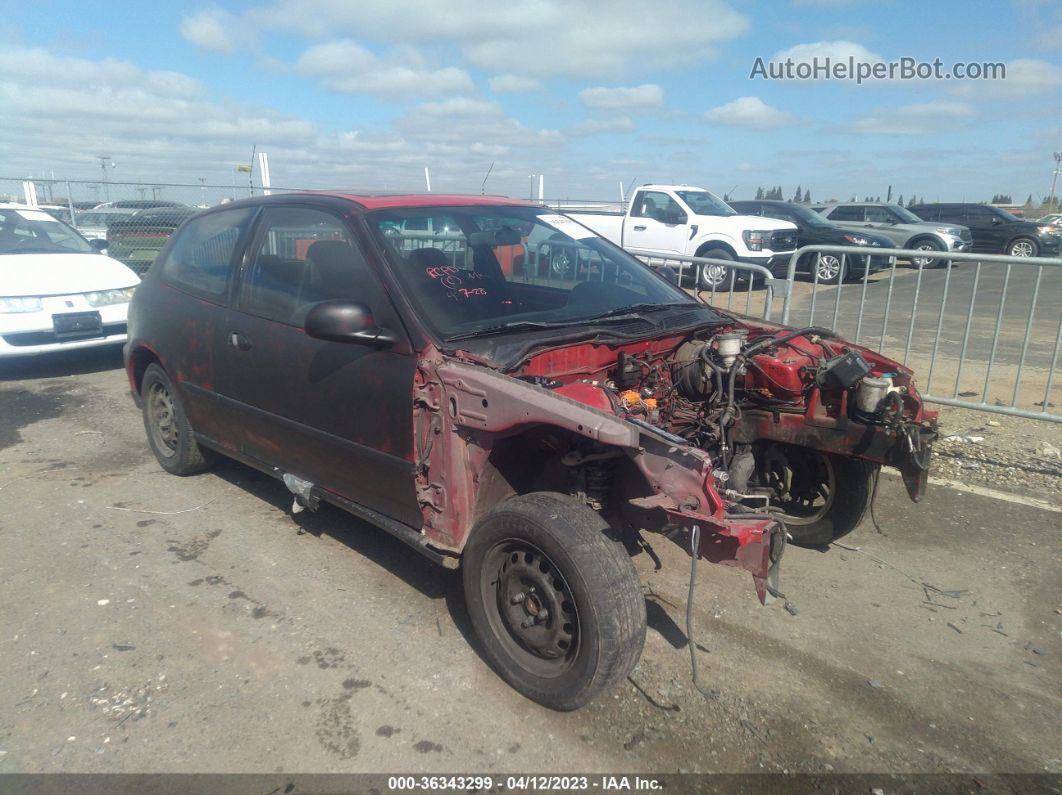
(158, 208), (255, 301)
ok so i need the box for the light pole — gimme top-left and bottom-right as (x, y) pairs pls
(1050, 152), (1061, 212)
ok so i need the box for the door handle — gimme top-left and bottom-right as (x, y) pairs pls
(229, 332), (253, 351)
(632, 225), (647, 231)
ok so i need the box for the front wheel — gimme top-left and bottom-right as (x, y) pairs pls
(753, 444), (876, 546)
(1008, 237), (1038, 257)
(802, 252), (846, 284)
(462, 493), (646, 711)
(697, 248), (739, 292)
(909, 238), (945, 268)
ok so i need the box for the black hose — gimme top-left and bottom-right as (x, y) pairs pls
(743, 326), (838, 357)
(686, 525), (720, 700)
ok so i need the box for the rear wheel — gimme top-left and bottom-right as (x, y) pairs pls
(753, 444), (876, 546)
(462, 492), (646, 711)
(802, 252), (846, 284)
(141, 363), (215, 475)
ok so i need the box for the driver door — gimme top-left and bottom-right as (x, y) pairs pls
(626, 190), (689, 253)
(216, 204), (420, 526)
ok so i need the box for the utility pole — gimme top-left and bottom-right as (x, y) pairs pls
(1050, 152), (1062, 211)
(96, 155), (114, 201)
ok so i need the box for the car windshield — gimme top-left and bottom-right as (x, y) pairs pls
(888, 205), (923, 223)
(786, 204), (833, 228)
(76, 211), (132, 227)
(0, 208), (94, 255)
(674, 190), (736, 217)
(990, 206), (1023, 223)
(366, 205), (700, 340)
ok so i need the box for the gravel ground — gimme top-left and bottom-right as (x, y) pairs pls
(931, 406), (1062, 503)
(0, 347), (1060, 781)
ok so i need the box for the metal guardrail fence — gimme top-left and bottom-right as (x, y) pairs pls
(628, 244), (1062, 423)
(779, 245), (1062, 423)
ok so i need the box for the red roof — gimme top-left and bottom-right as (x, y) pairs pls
(310, 192), (536, 210)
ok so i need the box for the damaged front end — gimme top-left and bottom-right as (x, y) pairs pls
(413, 346), (788, 605)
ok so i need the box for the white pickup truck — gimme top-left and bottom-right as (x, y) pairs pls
(558, 185), (798, 289)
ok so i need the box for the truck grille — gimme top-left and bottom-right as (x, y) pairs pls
(770, 231), (797, 252)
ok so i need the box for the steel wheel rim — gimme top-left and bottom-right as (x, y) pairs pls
(761, 448), (835, 525)
(700, 264), (730, 288)
(817, 255), (841, 281)
(1010, 240), (1033, 257)
(480, 539), (580, 678)
(147, 381), (179, 457)
(550, 248), (575, 278)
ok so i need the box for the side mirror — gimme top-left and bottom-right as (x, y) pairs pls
(991, 217), (1003, 225)
(304, 301), (398, 346)
(89, 239), (108, 252)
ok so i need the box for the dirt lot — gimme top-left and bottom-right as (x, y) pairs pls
(0, 347), (1060, 777)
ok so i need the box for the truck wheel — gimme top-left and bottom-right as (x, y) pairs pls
(754, 444), (876, 546)
(462, 492), (646, 711)
(698, 248), (738, 292)
(141, 363), (215, 475)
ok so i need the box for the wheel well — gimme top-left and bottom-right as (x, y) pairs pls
(1006, 235), (1037, 249)
(129, 347), (160, 395)
(695, 241), (736, 258)
(905, 235), (941, 250)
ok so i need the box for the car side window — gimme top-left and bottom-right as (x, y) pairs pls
(159, 208), (255, 301)
(630, 191), (683, 221)
(865, 206), (894, 223)
(964, 207), (993, 225)
(828, 205), (864, 222)
(238, 207), (366, 326)
(912, 206), (938, 221)
(762, 208), (794, 224)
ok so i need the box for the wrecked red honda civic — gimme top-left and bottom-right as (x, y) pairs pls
(124, 193), (937, 709)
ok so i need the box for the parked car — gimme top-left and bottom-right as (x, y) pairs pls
(812, 202), (971, 267)
(124, 193), (937, 709)
(74, 207), (139, 241)
(728, 200), (895, 284)
(1037, 213), (1062, 228)
(94, 200), (188, 210)
(557, 185), (798, 290)
(907, 203), (1062, 258)
(0, 204), (139, 357)
(106, 207), (197, 275)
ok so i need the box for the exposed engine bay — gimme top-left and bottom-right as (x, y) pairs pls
(512, 320), (938, 547)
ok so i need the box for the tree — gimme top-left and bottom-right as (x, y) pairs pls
(1025, 194), (1034, 207)
(791, 185), (802, 203)
(990, 193), (1012, 204)
(897, 194), (904, 207)
(755, 186), (764, 200)
(803, 189), (812, 204)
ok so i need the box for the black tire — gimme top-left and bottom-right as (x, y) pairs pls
(1007, 237), (1039, 258)
(754, 445), (876, 546)
(141, 363), (215, 475)
(697, 248), (739, 292)
(908, 237), (945, 268)
(801, 252), (846, 285)
(462, 492), (646, 711)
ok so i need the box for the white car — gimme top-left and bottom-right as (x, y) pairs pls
(72, 207), (138, 241)
(0, 204), (139, 357)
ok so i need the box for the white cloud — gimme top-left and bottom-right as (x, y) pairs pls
(192, 0), (749, 79)
(488, 74), (542, 94)
(294, 39), (474, 97)
(771, 39), (884, 65)
(399, 97), (564, 149)
(179, 8), (239, 55)
(578, 84), (664, 111)
(567, 117), (636, 137)
(702, 96), (798, 129)
(846, 101), (975, 135)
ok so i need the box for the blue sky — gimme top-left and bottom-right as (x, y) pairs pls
(1, 0), (1060, 204)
